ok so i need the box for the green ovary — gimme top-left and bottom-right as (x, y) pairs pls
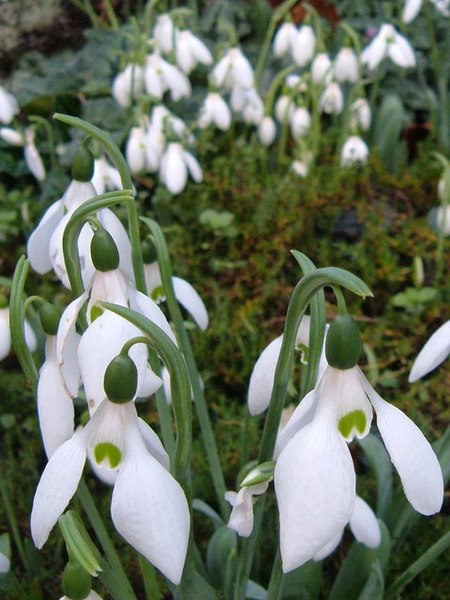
(94, 442), (122, 468)
(338, 410), (367, 439)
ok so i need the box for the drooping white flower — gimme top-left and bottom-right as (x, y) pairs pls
(144, 53), (191, 101)
(311, 52), (332, 85)
(274, 95), (295, 124)
(153, 14), (175, 54)
(334, 47), (360, 83)
(431, 0), (450, 16)
(402, 0), (423, 23)
(273, 22), (298, 58)
(0, 127), (45, 181)
(159, 142), (202, 195)
(0, 307), (37, 361)
(225, 482), (270, 537)
(258, 116), (277, 146)
(409, 320), (450, 382)
(199, 92), (232, 131)
(247, 316), (328, 416)
(341, 136), (369, 166)
(0, 85), (19, 124)
(144, 261), (209, 330)
(60, 591), (103, 600)
(291, 25), (316, 67)
(291, 153), (313, 178)
(290, 107), (311, 138)
(231, 87), (264, 125)
(126, 122), (148, 174)
(112, 63), (144, 108)
(31, 398), (190, 584)
(57, 267), (173, 413)
(319, 82), (344, 114)
(174, 30), (213, 74)
(349, 98), (372, 131)
(212, 48), (254, 91)
(274, 365), (443, 572)
(361, 24), (416, 71)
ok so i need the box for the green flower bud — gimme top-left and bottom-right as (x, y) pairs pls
(90, 228), (119, 272)
(62, 561), (92, 600)
(142, 238), (157, 264)
(104, 353), (138, 403)
(71, 145), (94, 182)
(39, 303), (62, 336)
(325, 314), (361, 370)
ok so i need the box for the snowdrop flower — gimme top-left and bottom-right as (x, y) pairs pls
(57, 249), (174, 413)
(409, 321), (450, 382)
(274, 315), (443, 573)
(231, 87), (264, 125)
(126, 120), (150, 174)
(311, 52), (332, 85)
(290, 107), (311, 138)
(248, 316), (328, 415)
(291, 25), (316, 67)
(431, 0), (450, 16)
(334, 47), (360, 83)
(0, 85), (19, 124)
(159, 142), (202, 195)
(31, 396), (190, 584)
(291, 152), (313, 178)
(144, 261), (209, 330)
(0, 127), (46, 181)
(112, 63), (144, 108)
(0, 551), (9, 574)
(361, 24), (416, 71)
(274, 95), (295, 124)
(153, 13), (175, 54)
(273, 22), (298, 58)
(92, 156), (122, 194)
(199, 92), (232, 131)
(313, 495), (381, 560)
(349, 98), (372, 131)
(258, 116), (277, 146)
(174, 30), (213, 74)
(402, 0), (423, 23)
(285, 74), (308, 92)
(0, 306), (37, 361)
(212, 48), (254, 91)
(341, 136), (369, 166)
(144, 53), (191, 101)
(319, 82), (344, 114)
(225, 482), (270, 537)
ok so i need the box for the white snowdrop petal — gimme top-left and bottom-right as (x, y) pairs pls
(349, 496), (381, 548)
(248, 335), (283, 415)
(172, 276), (208, 330)
(409, 320), (450, 382)
(27, 200), (65, 274)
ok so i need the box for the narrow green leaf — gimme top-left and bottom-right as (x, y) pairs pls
(358, 434), (393, 519)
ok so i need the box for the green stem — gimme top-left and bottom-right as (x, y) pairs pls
(54, 114), (147, 294)
(139, 554), (161, 599)
(29, 115), (58, 171)
(0, 474), (30, 573)
(155, 386), (176, 460)
(234, 266), (372, 599)
(9, 256), (39, 384)
(103, 0), (120, 30)
(266, 547), (284, 600)
(385, 529), (450, 599)
(141, 217), (229, 518)
(254, 0), (299, 88)
(77, 479), (137, 600)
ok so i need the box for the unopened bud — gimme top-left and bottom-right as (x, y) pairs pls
(71, 145), (94, 182)
(90, 228), (119, 272)
(104, 353), (138, 403)
(39, 303), (62, 336)
(326, 314), (361, 369)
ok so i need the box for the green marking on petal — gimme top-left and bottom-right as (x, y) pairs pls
(90, 305), (104, 321)
(151, 285), (165, 303)
(338, 410), (367, 440)
(94, 442), (122, 468)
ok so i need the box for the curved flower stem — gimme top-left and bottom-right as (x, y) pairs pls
(266, 546), (284, 600)
(54, 114), (147, 294)
(62, 190), (134, 296)
(9, 256), (38, 384)
(99, 301), (192, 493)
(77, 479), (137, 600)
(234, 265), (372, 600)
(254, 0), (299, 88)
(141, 217), (230, 519)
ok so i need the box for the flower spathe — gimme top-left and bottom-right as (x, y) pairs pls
(409, 320), (450, 382)
(225, 482), (269, 537)
(274, 365), (443, 572)
(31, 398), (190, 584)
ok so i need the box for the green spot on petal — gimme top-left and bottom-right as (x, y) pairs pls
(338, 410), (367, 440)
(90, 305), (104, 322)
(151, 285), (165, 303)
(94, 442), (122, 468)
